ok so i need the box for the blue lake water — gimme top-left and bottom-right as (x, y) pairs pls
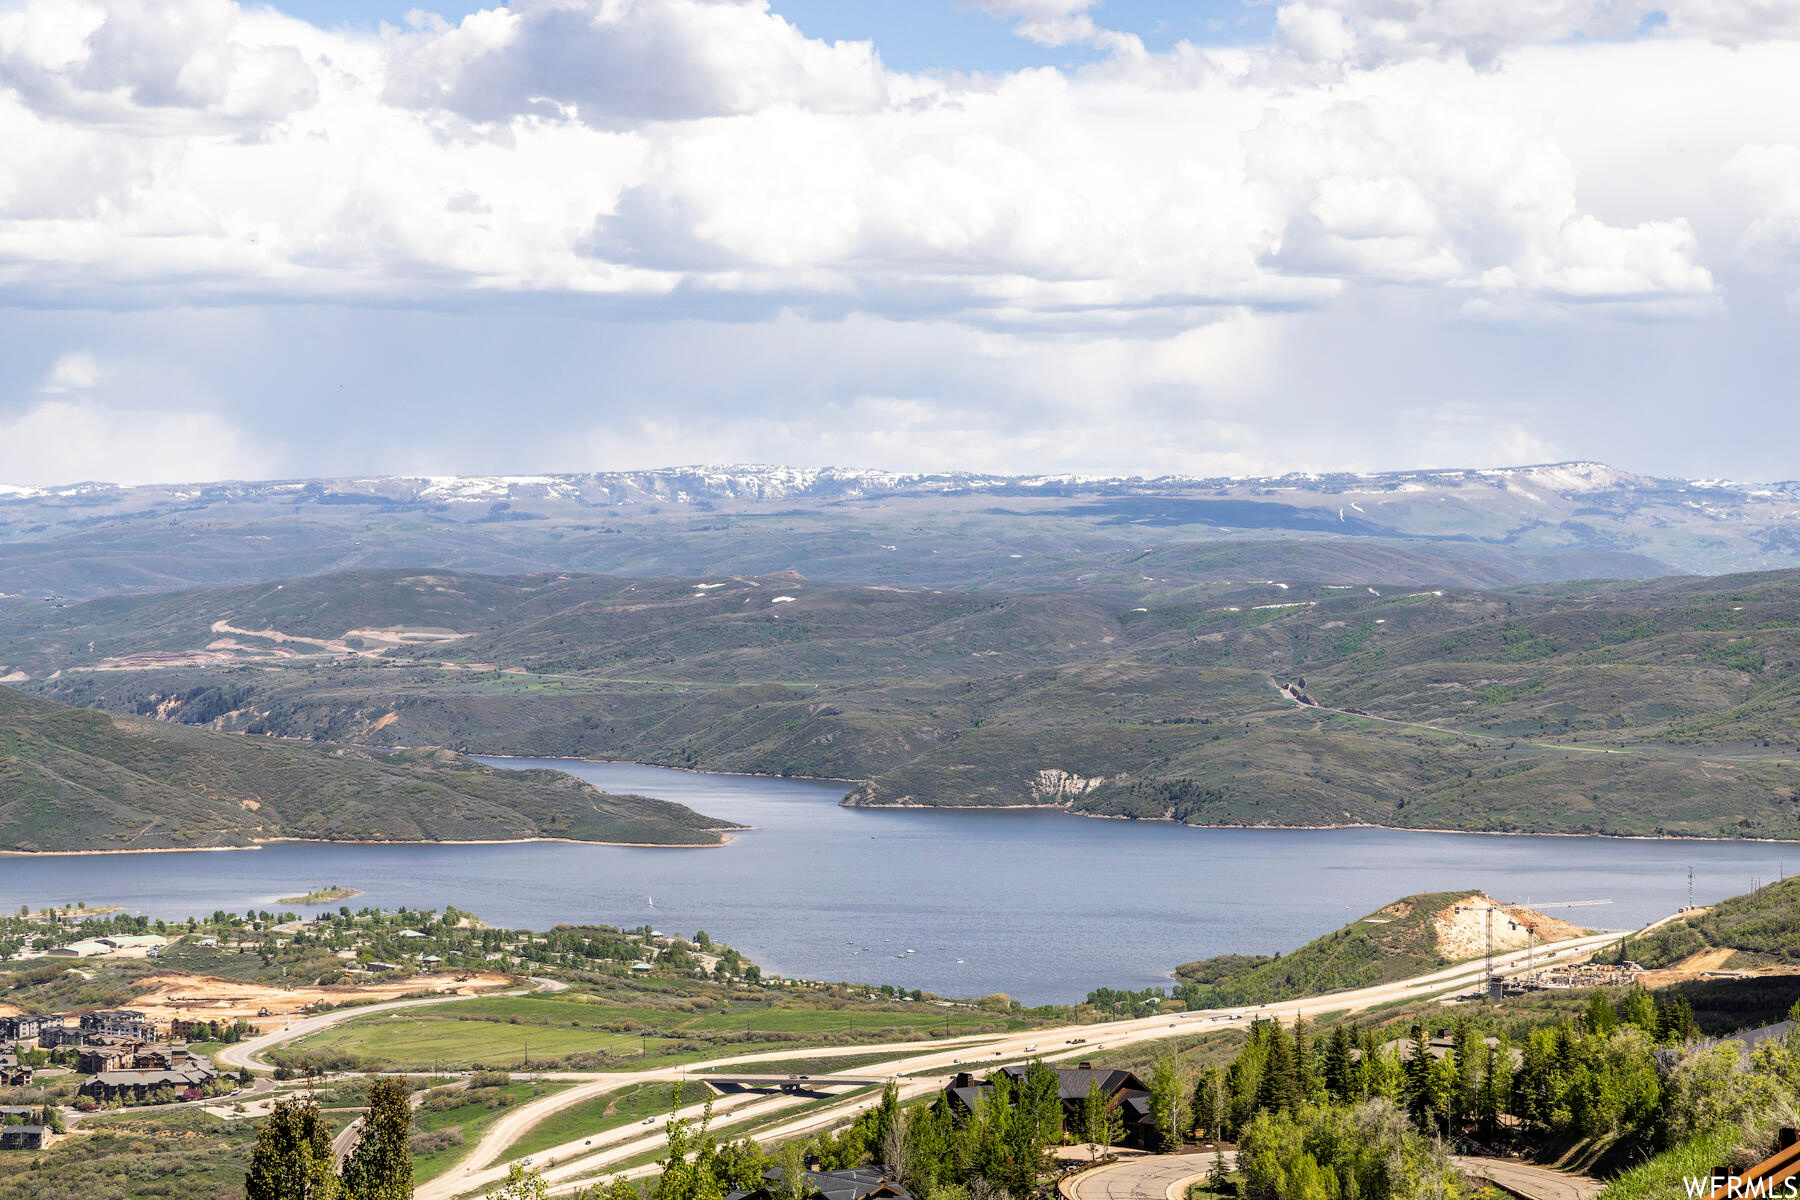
(0, 758), (1788, 1005)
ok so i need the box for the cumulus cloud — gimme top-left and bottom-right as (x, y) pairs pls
(1728, 144), (1800, 263)
(962, 0), (1107, 47)
(1270, 0), (1800, 67)
(38, 351), (101, 393)
(0, 0), (322, 125)
(0, 0), (1794, 331)
(381, 0), (888, 124)
(0, 397), (273, 485)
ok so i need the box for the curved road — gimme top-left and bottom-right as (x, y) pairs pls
(1455, 1156), (1605, 1200)
(1064, 1155), (1213, 1200)
(1066, 1152), (1601, 1200)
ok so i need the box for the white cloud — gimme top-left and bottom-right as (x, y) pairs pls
(1269, 1), (1800, 69)
(381, 0), (888, 124)
(962, 0), (1106, 47)
(0, 0), (1793, 332)
(0, 0), (322, 125)
(0, 397), (273, 485)
(1728, 144), (1800, 263)
(39, 351), (101, 392)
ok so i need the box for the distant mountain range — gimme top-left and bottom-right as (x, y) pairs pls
(2, 460), (1798, 601)
(3, 459), (1795, 507)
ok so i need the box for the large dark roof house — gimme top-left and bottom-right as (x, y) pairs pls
(945, 1063), (1157, 1148)
(726, 1165), (913, 1200)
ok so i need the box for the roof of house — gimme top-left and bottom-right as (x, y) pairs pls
(728, 1166), (913, 1200)
(89, 1067), (215, 1088)
(995, 1064), (1148, 1102)
(1725, 1020), (1794, 1050)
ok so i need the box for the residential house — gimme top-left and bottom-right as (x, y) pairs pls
(0, 1125), (51, 1151)
(0, 1053), (32, 1087)
(726, 1165), (913, 1200)
(945, 1063), (1158, 1149)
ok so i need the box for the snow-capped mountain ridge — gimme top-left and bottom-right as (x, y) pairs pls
(0, 460), (1752, 505)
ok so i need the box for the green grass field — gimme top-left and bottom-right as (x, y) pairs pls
(284, 993), (1018, 1071)
(293, 1000), (659, 1069)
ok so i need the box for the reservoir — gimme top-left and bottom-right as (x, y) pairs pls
(0, 758), (1785, 1005)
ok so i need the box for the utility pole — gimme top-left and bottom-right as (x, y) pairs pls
(1485, 906), (1495, 997)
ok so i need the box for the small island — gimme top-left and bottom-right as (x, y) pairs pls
(276, 885), (364, 905)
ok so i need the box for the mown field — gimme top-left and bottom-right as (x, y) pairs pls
(280, 993), (1022, 1071)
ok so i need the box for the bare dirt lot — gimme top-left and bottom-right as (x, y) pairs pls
(125, 971), (515, 1030)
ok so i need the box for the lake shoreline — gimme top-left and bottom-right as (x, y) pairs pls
(841, 799), (1800, 845)
(470, 751), (859, 788)
(0, 832), (738, 859)
(485, 755), (1800, 845)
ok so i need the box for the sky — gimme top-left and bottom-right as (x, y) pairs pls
(2, 1), (1799, 487)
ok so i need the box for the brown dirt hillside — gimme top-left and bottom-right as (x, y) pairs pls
(1432, 894), (1586, 959)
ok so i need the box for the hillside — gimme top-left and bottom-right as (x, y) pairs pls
(1609, 878), (1800, 970)
(0, 687), (737, 853)
(16, 565), (1800, 838)
(1171, 891), (1586, 1006)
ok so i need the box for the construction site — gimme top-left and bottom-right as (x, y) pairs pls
(1439, 895), (1632, 1001)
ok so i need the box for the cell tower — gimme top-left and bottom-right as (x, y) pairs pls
(1687, 865), (1694, 910)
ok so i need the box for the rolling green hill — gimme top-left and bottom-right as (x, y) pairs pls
(1172, 891), (1486, 1006)
(1607, 878), (1800, 970)
(0, 687), (737, 852)
(15, 563), (1800, 839)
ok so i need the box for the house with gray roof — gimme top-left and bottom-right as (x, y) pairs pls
(946, 1063), (1157, 1148)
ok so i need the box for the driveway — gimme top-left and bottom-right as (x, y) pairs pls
(1063, 1155), (1215, 1200)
